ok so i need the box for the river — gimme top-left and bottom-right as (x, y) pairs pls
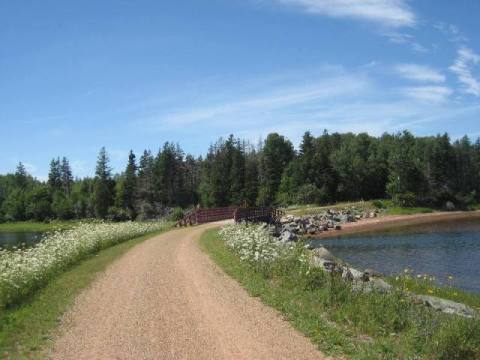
(312, 218), (480, 293)
(0, 232), (44, 250)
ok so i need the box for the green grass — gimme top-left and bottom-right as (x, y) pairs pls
(0, 221), (79, 233)
(200, 228), (480, 359)
(387, 276), (480, 311)
(0, 227), (171, 359)
(285, 201), (377, 216)
(383, 206), (434, 215)
(284, 200), (437, 217)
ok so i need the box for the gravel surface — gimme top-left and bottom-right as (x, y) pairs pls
(51, 222), (328, 360)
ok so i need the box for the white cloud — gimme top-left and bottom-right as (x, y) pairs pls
(401, 85), (452, 103)
(395, 64), (445, 83)
(450, 46), (480, 97)
(272, 0), (416, 27)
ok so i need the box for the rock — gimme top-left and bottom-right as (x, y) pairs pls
(363, 268), (382, 278)
(413, 295), (476, 318)
(335, 224), (342, 230)
(342, 267), (364, 281)
(309, 256), (336, 272)
(369, 278), (393, 293)
(445, 201), (456, 211)
(279, 230), (297, 242)
(307, 226), (317, 235)
(353, 278), (393, 293)
(311, 246), (336, 261)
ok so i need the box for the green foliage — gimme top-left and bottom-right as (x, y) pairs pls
(428, 317), (480, 360)
(93, 147), (114, 219)
(1, 130), (480, 222)
(25, 186), (52, 221)
(169, 207), (184, 221)
(257, 133), (294, 205)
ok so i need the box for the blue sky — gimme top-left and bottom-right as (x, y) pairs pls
(1, 0), (480, 179)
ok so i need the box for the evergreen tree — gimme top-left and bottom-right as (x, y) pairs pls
(244, 150), (259, 206)
(93, 147), (114, 218)
(137, 150), (155, 204)
(48, 158), (62, 192)
(257, 133), (294, 205)
(121, 150), (137, 218)
(61, 157), (74, 195)
(386, 131), (425, 206)
(15, 162), (28, 189)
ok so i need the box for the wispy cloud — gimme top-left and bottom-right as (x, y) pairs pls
(450, 46), (480, 97)
(433, 22), (468, 44)
(271, 0), (416, 27)
(400, 85), (452, 103)
(395, 64), (445, 83)
(152, 73), (371, 127)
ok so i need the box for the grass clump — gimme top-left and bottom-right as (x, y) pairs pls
(201, 224), (480, 359)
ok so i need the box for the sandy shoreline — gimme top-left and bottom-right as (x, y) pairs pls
(308, 210), (480, 239)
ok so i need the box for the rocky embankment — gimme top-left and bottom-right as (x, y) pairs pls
(275, 207), (379, 242)
(271, 208), (477, 318)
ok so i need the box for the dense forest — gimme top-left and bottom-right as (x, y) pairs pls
(1, 130), (479, 222)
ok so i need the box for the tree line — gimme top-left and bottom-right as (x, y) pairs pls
(1, 130), (479, 222)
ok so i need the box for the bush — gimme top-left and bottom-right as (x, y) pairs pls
(371, 199), (387, 209)
(107, 206), (131, 221)
(295, 184), (322, 205)
(427, 317), (480, 359)
(170, 207), (185, 221)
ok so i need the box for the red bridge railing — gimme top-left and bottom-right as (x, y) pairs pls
(176, 207), (283, 227)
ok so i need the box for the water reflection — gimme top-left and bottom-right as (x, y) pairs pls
(0, 232), (44, 250)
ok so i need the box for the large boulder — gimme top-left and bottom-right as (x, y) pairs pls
(413, 295), (476, 318)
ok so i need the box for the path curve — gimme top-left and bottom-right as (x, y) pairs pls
(51, 222), (328, 360)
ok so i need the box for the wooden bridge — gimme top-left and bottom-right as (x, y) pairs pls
(176, 207), (284, 227)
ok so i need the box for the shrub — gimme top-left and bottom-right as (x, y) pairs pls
(107, 206), (131, 221)
(427, 317), (480, 359)
(170, 207), (185, 221)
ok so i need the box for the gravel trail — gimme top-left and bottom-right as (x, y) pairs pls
(51, 222), (328, 360)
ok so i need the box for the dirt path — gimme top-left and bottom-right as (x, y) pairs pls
(51, 222), (328, 360)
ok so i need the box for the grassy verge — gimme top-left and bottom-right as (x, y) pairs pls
(383, 206), (434, 215)
(285, 201), (375, 216)
(0, 227), (171, 359)
(201, 228), (480, 359)
(285, 200), (437, 217)
(0, 221), (78, 233)
(387, 276), (480, 311)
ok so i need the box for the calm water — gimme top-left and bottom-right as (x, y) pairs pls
(312, 219), (480, 293)
(0, 232), (44, 250)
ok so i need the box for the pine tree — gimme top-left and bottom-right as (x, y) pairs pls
(61, 157), (74, 195)
(138, 150), (155, 204)
(121, 150), (137, 217)
(93, 147), (114, 218)
(257, 133), (294, 205)
(48, 158), (62, 192)
(15, 162), (28, 189)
